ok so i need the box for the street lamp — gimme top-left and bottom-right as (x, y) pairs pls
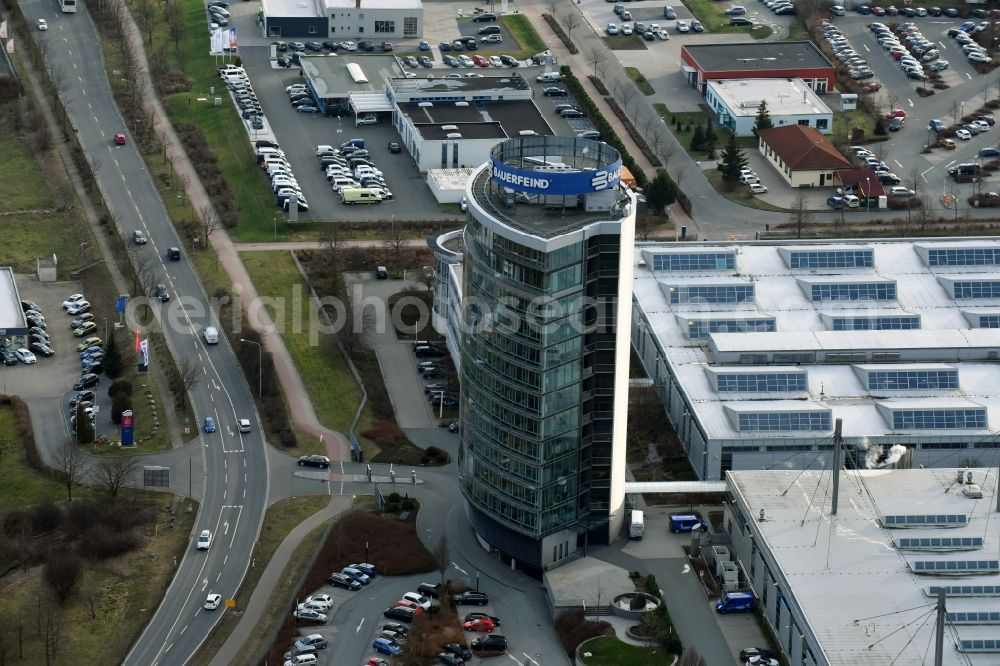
(239, 338), (262, 399)
(273, 215), (278, 240)
(865, 176), (871, 218)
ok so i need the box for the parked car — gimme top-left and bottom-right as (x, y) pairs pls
(298, 454), (330, 468)
(294, 608), (327, 623)
(383, 606), (417, 623)
(453, 591), (490, 606)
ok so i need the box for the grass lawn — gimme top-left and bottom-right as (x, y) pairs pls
(0, 424), (197, 666)
(833, 108), (879, 143)
(239, 251), (368, 451)
(579, 636), (660, 665)
(681, 0), (774, 39)
(501, 14), (546, 54)
(625, 67), (656, 95)
(705, 170), (788, 212)
(785, 20), (811, 41)
(189, 495), (330, 666)
(654, 102), (713, 158)
(602, 36), (649, 50)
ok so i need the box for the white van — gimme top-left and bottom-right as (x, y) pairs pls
(331, 177), (359, 192)
(203, 326), (219, 344)
(536, 72), (561, 83)
(629, 510), (644, 539)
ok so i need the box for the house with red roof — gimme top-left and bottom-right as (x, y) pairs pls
(757, 125), (852, 188)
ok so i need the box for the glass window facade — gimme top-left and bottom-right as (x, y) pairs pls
(927, 247), (1000, 266)
(459, 211), (624, 565)
(810, 282), (896, 301)
(669, 284), (754, 304)
(867, 370), (959, 390)
(952, 281), (1000, 299)
(927, 586), (1000, 597)
(736, 411), (831, 431)
(978, 315), (1000, 328)
(948, 612), (1000, 624)
(899, 537), (984, 550)
(716, 372), (807, 392)
(831, 315), (920, 330)
(960, 639), (1000, 652)
(789, 249), (874, 268)
(890, 408), (987, 429)
(687, 318), (775, 339)
(884, 514), (968, 527)
(914, 560), (1000, 574)
(651, 252), (735, 271)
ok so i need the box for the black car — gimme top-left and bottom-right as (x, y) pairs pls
(387, 142), (401, 153)
(729, 17), (752, 25)
(21, 300), (41, 312)
(358, 40), (375, 51)
(82, 360), (103, 375)
(70, 390), (95, 407)
(298, 454), (330, 468)
(276, 57), (291, 68)
(28, 326), (49, 339)
(1, 350), (17, 366)
(452, 591), (489, 606)
(417, 582), (443, 598)
(155, 284), (170, 302)
(438, 653), (462, 666)
(740, 647), (778, 662)
(383, 622), (409, 637)
(470, 635), (507, 654)
(415, 345), (445, 358)
(944, 7), (958, 16)
(28, 334), (49, 348)
(928, 6), (941, 15)
(444, 642), (473, 660)
(419, 56), (433, 68)
(383, 606), (417, 623)
(74, 373), (100, 390)
(642, 30), (656, 40)
(305, 41), (323, 51)
(499, 54), (519, 67)
(26, 316), (44, 329)
(543, 87), (568, 97)
(322, 40), (338, 50)
(328, 573), (362, 590)
(472, 11), (496, 21)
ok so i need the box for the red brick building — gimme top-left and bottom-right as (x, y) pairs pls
(680, 42), (835, 95)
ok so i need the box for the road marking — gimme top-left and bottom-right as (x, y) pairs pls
(507, 656), (521, 665)
(216, 572), (222, 581)
(946, 159), (957, 168)
(179, 625), (187, 636)
(894, 159), (904, 168)
(164, 643), (172, 654)
(224, 458), (227, 469)
(202, 578), (208, 591)
(967, 72), (973, 80)
(522, 653), (540, 666)
(452, 561), (469, 576)
(921, 166), (935, 183)
(224, 520), (230, 535)
(907, 98), (914, 107)
(229, 505), (243, 548)
(863, 43), (870, 52)
(224, 554), (229, 565)
(356, 618), (365, 633)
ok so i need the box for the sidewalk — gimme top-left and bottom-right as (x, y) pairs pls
(120, 10), (349, 463)
(208, 495), (350, 666)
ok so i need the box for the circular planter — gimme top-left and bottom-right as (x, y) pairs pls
(610, 591), (661, 619)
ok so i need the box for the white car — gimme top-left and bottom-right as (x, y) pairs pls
(197, 529), (212, 550)
(38, 19), (47, 31)
(956, 129), (973, 140)
(284, 655), (318, 666)
(297, 600), (331, 613)
(740, 174), (760, 185)
(747, 183), (768, 194)
(675, 20), (689, 33)
(66, 300), (91, 315)
(606, 22), (619, 35)
(205, 593), (223, 610)
(489, 55), (503, 67)
(621, 24), (634, 35)
(888, 186), (915, 197)
(14, 348), (37, 364)
(62, 293), (86, 309)
(656, 30), (670, 40)
(293, 608), (327, 623)
(402, 592), (432, 610)
(304, 594), (334, 610)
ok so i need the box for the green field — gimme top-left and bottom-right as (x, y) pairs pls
(579, 636), (661, 665)
(501, 14), (547, 54)
(626, 67), (656, 95)
(682, 0), (774, 38)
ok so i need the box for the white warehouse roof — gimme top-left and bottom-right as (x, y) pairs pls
(632, 238), (1000, 442)
(729, 468), (1000, 666)
(707, 78), (831, 117)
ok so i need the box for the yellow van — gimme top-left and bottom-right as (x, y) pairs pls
(340, 188), (383, 205)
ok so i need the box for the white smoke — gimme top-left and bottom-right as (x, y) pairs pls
(863, 443), (908, 468)
(881, 444), (907, 467)
(865, 444), (884, 469)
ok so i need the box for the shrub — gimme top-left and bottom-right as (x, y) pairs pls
(44, 549), (83, 602)
(77, 524), (141, 560)
(554, 610), (614, 656)
(31, 501), (63, 535)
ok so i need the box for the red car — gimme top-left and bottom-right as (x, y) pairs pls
(861, 82), (882, 93)
(367, 658), (389, 666)
(885, 109), (907, 119)
(392, 599), (424, 613)
(871, 6), (885, 15)
(113, 133), (126, 145)
(463, 617), (496, 632)
(472, 55), (488, 67)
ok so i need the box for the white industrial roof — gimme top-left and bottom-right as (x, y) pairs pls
(707, 78), (832, 118)
(327, 0), (421, 8)
(0, 268), (27, 332)
(633, 238), (1000, 442)
(729, 468), (1000, 666)
(263, 0), (318, 18)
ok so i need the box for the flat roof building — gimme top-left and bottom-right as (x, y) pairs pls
(263, 0), (422, 39)
(706, 78), (833, 137)
(300, 55), (402, 115)
(681, 41), (835, 95)
(723, 468), (1000, 665)
(0, 268), (28, 336)
(631, 238), (1000, 480)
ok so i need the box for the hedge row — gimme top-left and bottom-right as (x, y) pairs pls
(542, 13), (579, 54)
(603, 95), (663, 168)
(2, 394), (61, 482)
(559, 66), (649, 188)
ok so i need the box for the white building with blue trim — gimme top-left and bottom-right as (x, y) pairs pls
(706, 78), (833, 136)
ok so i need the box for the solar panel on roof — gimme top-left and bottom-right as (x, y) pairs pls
(912, 560), (1000, 575)
(883, 514), (968, 528)
(926, 585), (1000, 597)
(960, 639), (1000, 652)
(898, 536), (983, 551)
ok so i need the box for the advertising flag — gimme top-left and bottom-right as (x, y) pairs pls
(121, 410), (134, 446)
(6, 38), (13, 55)
(0, 20), (8, 39)
(138, 338), (149, 373)
(229, 27), (237, 49)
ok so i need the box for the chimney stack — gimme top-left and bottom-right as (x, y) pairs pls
(831, 418), (843, 516)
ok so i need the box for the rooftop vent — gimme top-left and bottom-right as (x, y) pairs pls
(446, 133), (462, 139)
(440, 124), (458, 131)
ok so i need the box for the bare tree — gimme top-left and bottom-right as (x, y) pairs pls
(419, 266), (435, 292)
(885, 90), (899, 116)
(621, 84), (639, 118)
(172, 357), (201, 409)
(584, 45), (607, 78)
(93, 456), (140, 500)
(789, 191), (811, 239)
(111, 0), (132, 62)
(39, 600), (62, 665)
(949, 99), (962, 127)
(52, 440), (86, 501)
(546, 0), (557, 16)
(435, 534), (449, 586)
(382, 220), (405, 267)
(561, 8), (581, 40)
(198, 204), (222, 248)
(914, 195), (933, 234)
(610, 77), (627, 102)
(319, 223), (345, 271)
(134, 0), (158, 47)
(679, 647), (707, 666)
(129, 247), (162, 298)
(44, 550), (83, 603)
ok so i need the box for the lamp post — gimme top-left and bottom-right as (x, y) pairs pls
(273, 215), (278, 240)
(239, 338), (262, 399)
(866, 176), (871, 218)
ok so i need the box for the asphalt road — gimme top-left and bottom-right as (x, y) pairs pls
(19, 4), (270, 665)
